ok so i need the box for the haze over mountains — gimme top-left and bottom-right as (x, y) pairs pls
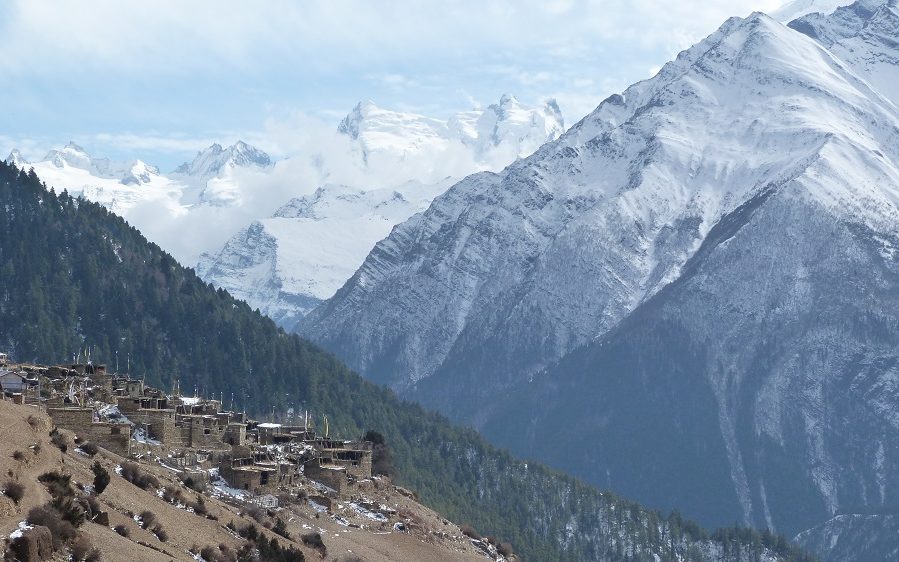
(5, 95), (564, 325)
(299, 1), (899, 560)
(197, 95), (564, 323)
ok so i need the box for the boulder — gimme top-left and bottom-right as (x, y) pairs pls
(9, 525), (54, 561)
(92, 510), (109, 526)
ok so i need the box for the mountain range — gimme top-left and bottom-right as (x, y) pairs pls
(298, 2), (899, 560)
(197, 95), (564, 325)
(0, 159), (816, 562)
(5, 95), (564, 326)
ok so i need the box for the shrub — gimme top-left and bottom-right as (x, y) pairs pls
(91, 462), (110, 495)
(80, 442), (99, 457)
(27, 505), (76, 549)
(302, 531), (326, 556)
(161, 485), (183, 504)
(12, 450), (26, 462)
(4, 480), (25, 504)
(27, 415), (41, 429)
(50, 430), (68, 453)
(245, 505), (266, 523)
(198, 544), (237, 562)
(38, 471), (73, 499)
(461, 524), (481, 540)
(139, 510), (156, 529)
(498, 542), (515, 557)
(71, 534), (99, 562)
(182, 475), (207, 493)
(189, 494), (208, 516)
(363, 430), (394, 477)
(119, 462), (159, 490)
(51, 494), (88, 527)
(85, 495), (101, 518)
(200, 545), (219, 562)
(273, 517), (291, 539)
(151, 524), (168, 542)
(113, 524), (130, 537)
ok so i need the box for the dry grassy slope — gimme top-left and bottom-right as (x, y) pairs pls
(0, 401), (490, 562)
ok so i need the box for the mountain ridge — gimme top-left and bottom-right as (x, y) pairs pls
(297, 4), (899, 560)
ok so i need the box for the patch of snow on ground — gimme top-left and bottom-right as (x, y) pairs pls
(132, 427), (162, 445)
(7, 521), (33, 540)
(207, 468), (246, 499)
(349, 502), (388, 522)
(308, 500), (328, 513)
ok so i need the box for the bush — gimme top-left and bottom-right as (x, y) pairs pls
(200, 545), (220, 562)
(461, 524), (481, 540)
(245, 505), (266, 523)
(119, 462), (159, 490)
(4, 480), (25, 504)
(51, 494), (88, 527)
(139, 510), (156, 529)
(151, 524), (168, 542)
(198, 544), (238, 562)
(363, 430), (394, 477)
(182, 475), (207, 493)
(188, 494), (208, 516)
(38, 471), (73, 499)
(71, 534), (101, 562)
(498, 542), (515, 557)
(85, 495), (101, 518)
(162, 485), (184, 505)
(80, 442), (99, 457)
(302, 531), (326, 556)
(26, 415), (41, 430)
(113, 524), (130, 537)
(92, 462), (110, 495)
(50, 430), (68, 453)
(27, 505), (76, 549)
(12, 450), (26, 462)
(273, 517), (291, 540)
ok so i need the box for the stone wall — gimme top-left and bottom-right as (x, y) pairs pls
(47, 407), (130, 456)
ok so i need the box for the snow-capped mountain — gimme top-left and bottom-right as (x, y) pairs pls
(338, 95), (564, 169)
(197, 96), (565, 327)
(174, 140), (272, 178)
(4, 141), (181, 216)
(197, 179), (453, 324)
(772, 0), (852, 21)
(788, 0), (899, 106)
(299, 3), (899, 559)
(3, 140), (276, 264)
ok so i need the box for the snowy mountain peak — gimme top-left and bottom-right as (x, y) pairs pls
(336, 95), (566, 170)
(772, 0), (854, 22)
(498, 93), (518, 105)
(300, 0), (899, 425)
(44, 141), (93, 169)
(121, 160), (161, 185)
(787, 0), (898, 104)
(174, 141), (272, 177)
(4, 149), (28, 168)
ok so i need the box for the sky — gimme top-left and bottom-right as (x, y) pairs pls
(1, 0), (789, 170)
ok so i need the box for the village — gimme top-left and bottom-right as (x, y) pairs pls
(0, 352), (375, 508)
